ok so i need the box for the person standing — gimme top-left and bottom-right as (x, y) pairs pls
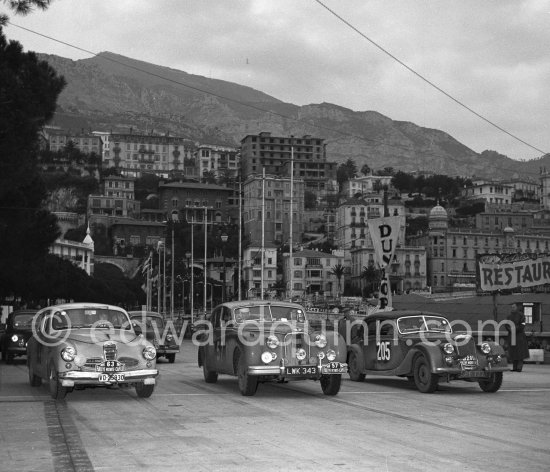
(506, 303), (530, 372)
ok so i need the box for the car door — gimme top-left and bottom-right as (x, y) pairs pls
(375, 319), (405, 371)
(32, 310), (50, 377)
(204, 307), (224, 372)
(363, 319), (378, 370)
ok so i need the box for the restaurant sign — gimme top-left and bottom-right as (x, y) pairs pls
(477, 253), (550, 292)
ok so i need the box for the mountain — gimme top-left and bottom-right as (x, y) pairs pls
(39, 51), (549, 180)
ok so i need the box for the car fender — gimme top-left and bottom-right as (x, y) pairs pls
(347, 343), (365, 371)
(395, 344), (442, 375)
(486, 341), (505, 356)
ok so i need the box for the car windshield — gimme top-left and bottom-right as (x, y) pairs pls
(234, 305), (305, 323)
(51, 308), (130, 329)
(130, 315), (164, 330)
(13, 314), (34, 328)
(397, 315), (452, 334)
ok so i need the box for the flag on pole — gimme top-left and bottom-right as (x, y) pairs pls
(142, 253), (152, 275)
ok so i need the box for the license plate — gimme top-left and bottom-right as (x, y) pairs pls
(95, 360), (125, 373)
(322, 362), (347, 374)
(284, 365), (318, 376)
(98, 373), (125, 382)
(460, 370), (489, 378)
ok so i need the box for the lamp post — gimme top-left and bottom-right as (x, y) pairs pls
(185, 251), (191, 314)
(221, 233), (228, 302)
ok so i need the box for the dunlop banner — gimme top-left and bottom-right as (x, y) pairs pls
(477, 253), (550, 291)
(367, 215), (405, 309)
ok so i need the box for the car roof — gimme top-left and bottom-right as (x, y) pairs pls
(128, 311), (162, 318)
(214, 300), (306, 310)
(364, 310), (447, 321)
(40, 303), (128, 312)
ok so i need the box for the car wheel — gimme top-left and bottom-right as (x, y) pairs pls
(413, 355), (439, 393)
(348, 350), (366, 382)
(28, 360), (42, 387)
(203, 359), (218, 383)
(236, 350), (258, 396)
(478, 372), (503, 393)
(135, 382), (155, 398)
(320, 374), (342, 395)
(48, 365), (68, 400)
(166, 353), (176, 364)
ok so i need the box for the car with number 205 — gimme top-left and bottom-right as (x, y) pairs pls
(27, 303), (159, 400)
(346, 310), (508, 393)
(197, 300), (348, 396)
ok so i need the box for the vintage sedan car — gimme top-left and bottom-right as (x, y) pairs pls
(1, 310), (36, 363)
(197, 300), (347, 396)
(128, 311), (180, 363)
(346, 310), (508, 393)
(27, 303), (159, 400)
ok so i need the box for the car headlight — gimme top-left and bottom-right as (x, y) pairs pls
(314, 334), (327, 348)
(480, 342), (491, 354)
(296, 348), (307, 361)
(266, 335), (279, 349)
(11, 334), (18, 342)
(61, 346), (76, 362)
(443, 343), (454, 355)
(166, 334), (174, 342)
(261, 351), (276, 363)
(326, 349), (337, 361)
(143, 345), (157, 360)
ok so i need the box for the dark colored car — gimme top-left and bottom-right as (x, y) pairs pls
(197, 300), (347, 396)
(128, 311), (180, 363)
(1, 310), (36, 363)
(346, 310), (508, 393)
(27, 303), (159, 400)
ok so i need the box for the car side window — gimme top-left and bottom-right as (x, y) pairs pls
(221, 307), (232, 323)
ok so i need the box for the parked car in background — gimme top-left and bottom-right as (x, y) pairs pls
(346, 310), (508, 393)
(197, 300), (348, 396)
(1, 309), (36, 363)
(128, 311), (180, 363)
(27, 303), (159, 400)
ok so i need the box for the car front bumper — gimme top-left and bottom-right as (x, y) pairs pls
(248, 362), (347, 377)
(435, 365), (510, 377)
(157, 347), (179, 354)
(58, 369), (159, 387)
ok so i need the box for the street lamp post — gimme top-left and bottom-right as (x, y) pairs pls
(221, 233), (228, 302)
(185, 251), (191, 314)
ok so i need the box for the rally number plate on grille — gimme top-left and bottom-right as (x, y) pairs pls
(95, 360), (124, 372)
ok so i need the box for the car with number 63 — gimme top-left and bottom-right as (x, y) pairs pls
(346, 310), (508, 393)
(26, 303), (159, 400)
(197, 300), (348, 396)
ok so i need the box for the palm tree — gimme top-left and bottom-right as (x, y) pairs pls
(329, 264), (346, 297)
(361, 265), (381, 297)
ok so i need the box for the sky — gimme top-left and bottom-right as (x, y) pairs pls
(3, 0), (550, 161)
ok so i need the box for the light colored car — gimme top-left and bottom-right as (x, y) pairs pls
(197, 300), (348, 396)
(27, 303), (159, 400)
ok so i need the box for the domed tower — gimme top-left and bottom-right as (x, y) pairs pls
(428, 204), (448, 232)
(427, 204), (449, 292)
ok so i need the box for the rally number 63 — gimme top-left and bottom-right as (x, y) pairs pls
(377, 341), (391, 361)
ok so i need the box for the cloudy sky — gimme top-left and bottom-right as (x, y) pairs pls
(4, 0), (549, 160)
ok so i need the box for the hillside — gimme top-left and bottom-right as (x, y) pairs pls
(39, 51), (549, 180)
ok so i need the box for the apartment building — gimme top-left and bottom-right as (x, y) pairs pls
(240, 132), (338, 204)
(197, 144), (239, 179)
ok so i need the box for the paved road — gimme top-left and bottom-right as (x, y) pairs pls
(1, 340), (549, 472)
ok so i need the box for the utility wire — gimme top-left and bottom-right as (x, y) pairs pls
(6, 20), (549, 180)
(314, 0), (547, 156)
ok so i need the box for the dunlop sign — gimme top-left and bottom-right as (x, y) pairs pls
(368, 215), (405, 309)
(477, 253), (550, 291)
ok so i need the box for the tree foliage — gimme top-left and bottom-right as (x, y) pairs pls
(0, 25), (66, 300)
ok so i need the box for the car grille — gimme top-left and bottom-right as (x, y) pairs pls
(454, 335), (479, 369)
(283, 332), (311, 366)
(103, 341), (117, 361)
(118, 356), (139, 368)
